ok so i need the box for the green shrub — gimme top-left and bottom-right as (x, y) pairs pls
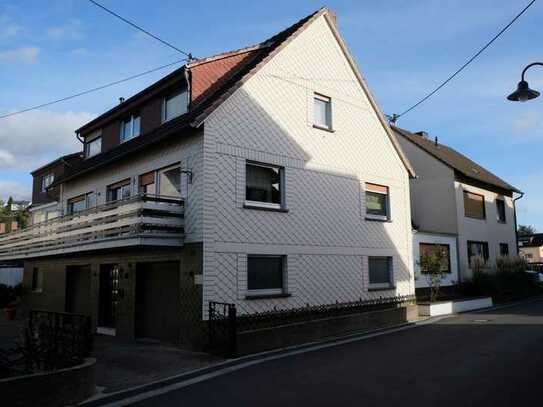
(458, 256), (540, 301)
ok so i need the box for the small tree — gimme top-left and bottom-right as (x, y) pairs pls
(518, 225), (537, 237)
(419, 249), (447, 302)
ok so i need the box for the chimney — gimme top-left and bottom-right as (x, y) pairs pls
(415, 131), (428, 138)
(119, 97), (125, 104)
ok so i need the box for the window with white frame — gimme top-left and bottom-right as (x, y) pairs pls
(41, 173), (54, 192)
(158, 165), (182, 198)
(107, 179), (131, 202)
(368, 256), (393, 289)
(313, 93), (332, 130)
(120, 114), (141, 142)
(245, 162), (283, 209)
(84, 130), (102, 158)
(365, 183), (390, 219)
(247, 255), (285, 295)
(162, 91), (188, 123)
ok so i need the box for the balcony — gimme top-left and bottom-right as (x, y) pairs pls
(0, 194), (184, 261)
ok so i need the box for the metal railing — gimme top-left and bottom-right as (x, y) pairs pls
(0, 194), (184, 261)
(207, 295), (416, 358)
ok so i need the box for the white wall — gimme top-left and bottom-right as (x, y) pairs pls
(455, 181), (517, 280)
(202, 15), (414, 314)
(413, 231), (459, 288)
(62, 134), (203, 243)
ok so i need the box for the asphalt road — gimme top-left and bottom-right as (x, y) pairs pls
(133, 299), (543, 407)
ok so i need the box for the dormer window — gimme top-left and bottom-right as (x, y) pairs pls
(162, 90), (188, 123)
(41, 173), (54, 192)
(84, 130), (102, 158)
(120, 114), (141, 143)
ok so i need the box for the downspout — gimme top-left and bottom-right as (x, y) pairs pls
(513, 191), (525, 255)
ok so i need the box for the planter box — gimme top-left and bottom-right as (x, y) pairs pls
(418, 297), (493, 317)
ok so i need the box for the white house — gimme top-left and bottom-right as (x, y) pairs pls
(0, 8), (415, 345)
(393, 126), (521, 289)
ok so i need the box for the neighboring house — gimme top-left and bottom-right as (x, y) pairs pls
(393, 126), (521, 287)
(0, 8), (415, 346)
(8, 201), (30, 212)
(519, 234), (543, 263)
(28, 152), (84, 225)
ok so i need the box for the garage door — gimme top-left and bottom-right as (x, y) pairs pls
(135, 262), (180, 343)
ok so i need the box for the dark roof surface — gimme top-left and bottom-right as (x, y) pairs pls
(392, 126), (521, 193)
(30, 152), (83, 175)
(520, 233), (543, 247)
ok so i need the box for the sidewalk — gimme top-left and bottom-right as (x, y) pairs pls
(93, 335), (224, 394)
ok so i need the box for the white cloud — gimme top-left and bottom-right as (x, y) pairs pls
(0, 46), (39, 63)
(46, 19), (84, 40)
(0, 110), (95, 172)
(0, 181), (31, 202)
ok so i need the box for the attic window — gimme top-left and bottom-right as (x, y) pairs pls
(313, 93), (332, 130)
(162, 91), (188, 123)
(120, 114), (141, 142)
(84, 130), (102, 158)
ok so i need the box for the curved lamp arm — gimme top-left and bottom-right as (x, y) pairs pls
(521, 62), (543, 81)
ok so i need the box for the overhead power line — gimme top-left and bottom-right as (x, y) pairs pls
(0, 59), (186, 120)
(87, 0), (193, 59)
(390, 0), (536, 123)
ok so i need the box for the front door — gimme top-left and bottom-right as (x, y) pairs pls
(98, 264), (120, 334)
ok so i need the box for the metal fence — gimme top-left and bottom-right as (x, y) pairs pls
(0, 310), (93, 378)
(208, 295), (416, 358)
(527, 262), (543, 273)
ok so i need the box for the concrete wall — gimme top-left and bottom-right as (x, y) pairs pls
(395, 136), (458, 235)
(61, 133), (203, 243)
(413, 231), (459, 288)
(454, 181), (517, 280)
(202, 15), (414, 315)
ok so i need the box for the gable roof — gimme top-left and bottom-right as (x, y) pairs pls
(53, 7), (414, 185)
(392, 126), (521, 194)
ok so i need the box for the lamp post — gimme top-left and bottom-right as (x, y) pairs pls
(507, 62), (543, 101)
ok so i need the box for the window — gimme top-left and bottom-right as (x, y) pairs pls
(31, 268), (43, 292)
(158, 165), (182, 197)
(313, 93), (332, 130)
(365, 183), (389, 219)
(496, 199), (506, 223)
(368, 256), (393, 289)
(107, 179), (131, 202)
(467, 241), (489, 267)
(419, 243), (451, 273)
(464, 191), (485, 219)
(139, 171), (156, 195)
(500, 243), (510, 257)
(162, 91), (188, 122)
(85, 131), (102, 158)
(247, 255), (285, 295)
(245, 163), (283, 209)
(41, 173), (54, 192)
(120, 114), (141, 142)
(68, 195), (87, 214)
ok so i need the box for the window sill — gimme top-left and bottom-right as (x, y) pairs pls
(243, 204), (289, 213)
(245, 292), (292, 300)
(365, 216), (391, 223)
(313, 124), (335, 133)
(368, 286), (395, 292)
(465, 215), (486, 221)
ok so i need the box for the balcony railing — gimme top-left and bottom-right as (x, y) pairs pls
(0, 194), (184, 261)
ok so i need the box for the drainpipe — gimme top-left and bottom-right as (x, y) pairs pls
(513, 191), (525, 255)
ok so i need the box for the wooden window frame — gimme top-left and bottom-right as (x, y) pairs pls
(463, 190), (486, 220)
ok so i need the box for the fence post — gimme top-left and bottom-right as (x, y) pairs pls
(228, 304), (237, 358)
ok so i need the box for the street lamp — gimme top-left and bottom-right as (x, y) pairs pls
(507, 62), (543, 102)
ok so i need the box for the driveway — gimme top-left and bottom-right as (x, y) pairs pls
(132, 298), (543, 406)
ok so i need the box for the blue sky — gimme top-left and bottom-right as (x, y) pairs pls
(0, 0), (542, 229)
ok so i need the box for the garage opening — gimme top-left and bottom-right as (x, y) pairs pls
(135, 262), (180, 343)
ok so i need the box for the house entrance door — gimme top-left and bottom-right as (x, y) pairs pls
(97, 264), (120, 335)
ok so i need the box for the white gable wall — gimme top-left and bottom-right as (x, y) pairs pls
(202, 15), (414, 314)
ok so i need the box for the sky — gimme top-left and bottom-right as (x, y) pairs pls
(0, 0), (542, 229)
